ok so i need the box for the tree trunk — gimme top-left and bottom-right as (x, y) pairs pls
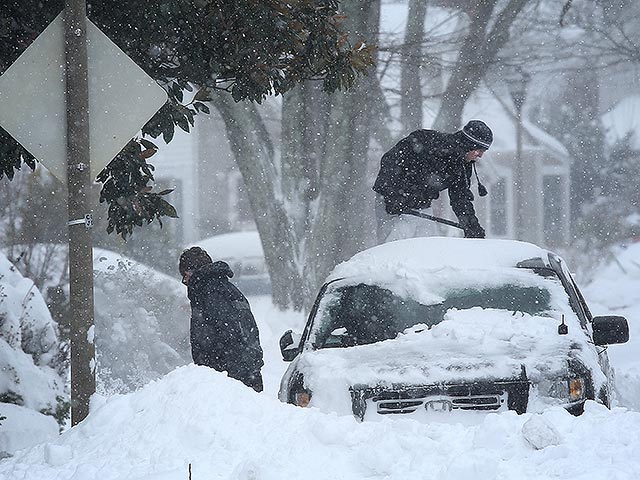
(210, 95), (306, 310)
(214, 0), (382, 312)
(400, 0), (428, 132)
(433, 0), (529, 131)
(301, 0), (381, 306)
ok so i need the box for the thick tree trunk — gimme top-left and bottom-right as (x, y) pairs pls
(210, 95), (306, 310)
(400, 0), (428, 132)
(215, 0), (382, 312)
(301, 0), (381, 306)
(433, 0), (529, 131)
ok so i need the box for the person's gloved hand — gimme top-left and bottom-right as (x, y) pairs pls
(458, 214), (486, 239)
(464, 224), (485, 238)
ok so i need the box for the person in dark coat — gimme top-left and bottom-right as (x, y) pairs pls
(179, 246), (265, 392)
(373, 120), (493, 243)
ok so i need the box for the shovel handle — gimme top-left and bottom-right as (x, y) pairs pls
(405, 210), (464, 230)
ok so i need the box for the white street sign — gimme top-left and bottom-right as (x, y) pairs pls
(0, 12), (167, 183)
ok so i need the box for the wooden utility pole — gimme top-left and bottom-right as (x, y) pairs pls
(64, 0), (96, 425)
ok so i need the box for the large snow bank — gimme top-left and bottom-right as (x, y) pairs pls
(0, 403), (58, 458)
(1, 365), (639, 480)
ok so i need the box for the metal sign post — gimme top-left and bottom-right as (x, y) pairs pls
(64, 0), (96, 426)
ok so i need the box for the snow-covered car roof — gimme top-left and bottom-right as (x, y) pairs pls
(326, 238), (554, 307)
(329, 237), (550, 280)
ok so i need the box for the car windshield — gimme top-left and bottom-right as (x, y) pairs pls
(310, 276), (561, 349)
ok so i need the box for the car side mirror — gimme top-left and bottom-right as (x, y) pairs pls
(592, 315), (629, 345)
(279, 329), (301, 362)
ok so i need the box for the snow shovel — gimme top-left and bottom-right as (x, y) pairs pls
(406, 209), (464, 231)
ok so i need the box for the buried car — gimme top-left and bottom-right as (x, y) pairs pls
(278, 238), (629, 420)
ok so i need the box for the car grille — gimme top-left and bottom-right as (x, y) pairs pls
(374, 391), (507, 415)
(349, 369), (530, 420)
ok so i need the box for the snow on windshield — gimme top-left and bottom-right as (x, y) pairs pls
(311, 266), (576, 348)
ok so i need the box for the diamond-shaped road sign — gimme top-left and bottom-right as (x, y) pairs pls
(0, 12), (167, 183)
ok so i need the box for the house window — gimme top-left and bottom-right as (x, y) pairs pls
(489, 178), (507, 236)
(543, 175), (563, 246)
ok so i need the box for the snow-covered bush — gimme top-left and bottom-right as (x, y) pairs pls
(4, 244), (192, 396)
(0, 252), (68, 427)
(93, 249), (191, 394)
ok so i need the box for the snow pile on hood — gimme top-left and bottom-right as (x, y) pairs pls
(583, 242), (640, 410)
(1, 365), (640, 480)
(300, 307), (601, 414)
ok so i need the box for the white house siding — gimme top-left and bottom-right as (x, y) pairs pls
(149, 126), (200, 245)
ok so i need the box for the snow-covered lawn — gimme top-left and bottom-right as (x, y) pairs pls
(582, 241), (640, 412)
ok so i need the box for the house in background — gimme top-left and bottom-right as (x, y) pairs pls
(151, 87), (573, 251)
(147, 0), (576, 252)
(420, 89), (572, 249)
(150, 108), (258, 247)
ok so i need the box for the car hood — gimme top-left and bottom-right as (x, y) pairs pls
(295, 308), (599, 396)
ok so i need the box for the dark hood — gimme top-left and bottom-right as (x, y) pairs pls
(189, 261), (234, 287)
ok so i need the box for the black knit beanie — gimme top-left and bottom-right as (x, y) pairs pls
(179, 246), (213, 276)
(461, 120), (493, 151)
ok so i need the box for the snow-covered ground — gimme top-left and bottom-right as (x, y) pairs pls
(1, 244), (640, 479)
(2, 364), (640, 480)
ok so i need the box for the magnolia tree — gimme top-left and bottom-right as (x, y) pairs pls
(0, 0), (373, 237)
(1, 0), (374, 313)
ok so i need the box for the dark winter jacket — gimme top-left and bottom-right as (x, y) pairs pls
(373, 129), (485, 238)
(186, 261), (264, 391)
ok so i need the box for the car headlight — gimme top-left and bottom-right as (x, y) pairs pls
(289, 373), (312, 407)
(294, 390), (312, 407)
(539, 376), (585, 402)
(568, 377), (585, 402)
